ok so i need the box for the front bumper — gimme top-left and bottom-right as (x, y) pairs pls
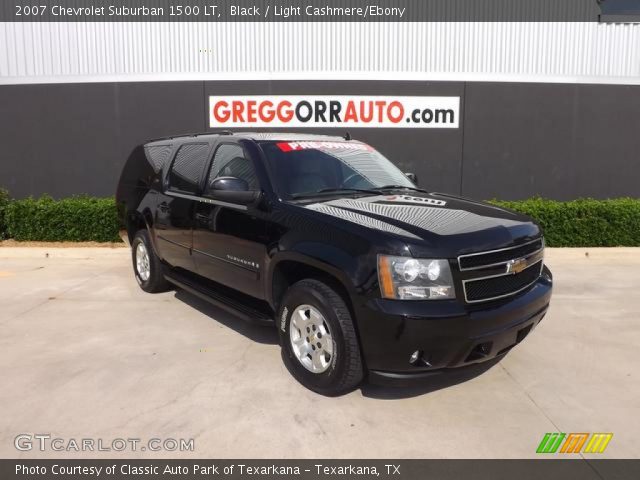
(356, 265), (553, 384)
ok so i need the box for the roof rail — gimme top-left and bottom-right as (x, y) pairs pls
(187, 130), (234, 137)
(145, 134), (176, 143)
(146, 130), (233, 143)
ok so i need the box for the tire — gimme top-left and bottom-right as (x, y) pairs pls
(278, 279), (363, 396)
(131, 230), (171, 293)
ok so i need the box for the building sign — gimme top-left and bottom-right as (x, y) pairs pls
(209, 95), (460, 129)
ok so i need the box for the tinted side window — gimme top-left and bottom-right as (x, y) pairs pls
(208, 144), (258, 190)
(168, 143), (210, 194)
(145, 144), (173, 173)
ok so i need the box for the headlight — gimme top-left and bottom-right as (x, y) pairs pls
(378, 255), (455, 300)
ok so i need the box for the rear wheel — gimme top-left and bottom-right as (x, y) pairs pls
(131, 230), (170, 293)
(278, 279), (363, 395)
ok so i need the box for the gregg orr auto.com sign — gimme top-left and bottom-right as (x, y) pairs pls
(209, 96), (460, 129)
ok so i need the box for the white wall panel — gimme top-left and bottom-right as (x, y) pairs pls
(1, 22), (639, 84)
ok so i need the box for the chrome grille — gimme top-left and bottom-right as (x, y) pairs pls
(459, 238), (545, 303)
(458, 237), (543, 271)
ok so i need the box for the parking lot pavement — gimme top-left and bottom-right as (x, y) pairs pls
(0, 246), (638, 459)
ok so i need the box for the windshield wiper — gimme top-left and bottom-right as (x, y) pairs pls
(317, 187), (381, 195)
(291, 187), (380, 199)
(375, 185), (431, 194)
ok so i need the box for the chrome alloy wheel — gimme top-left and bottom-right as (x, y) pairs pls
(135, 242), (151, 281)
(289, 304), (334, 374)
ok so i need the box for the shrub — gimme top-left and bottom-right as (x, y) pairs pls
(0, 188), (10, 239)
(1, 193), (639, 246)
(5, 195), (121, 243)
(490, 197), (640, 247)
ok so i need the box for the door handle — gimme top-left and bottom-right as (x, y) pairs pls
(158, 203), (170, 213)
(195, 213), (209, 222)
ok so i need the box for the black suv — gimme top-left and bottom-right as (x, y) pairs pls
(116, 132), (552, 395)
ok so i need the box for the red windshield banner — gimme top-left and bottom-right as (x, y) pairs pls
(275, 141), (374, 152)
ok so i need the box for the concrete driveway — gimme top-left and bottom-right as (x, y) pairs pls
(0, 247), (638, 459)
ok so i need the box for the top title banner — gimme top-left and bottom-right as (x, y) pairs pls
(1, 0), (604, 22)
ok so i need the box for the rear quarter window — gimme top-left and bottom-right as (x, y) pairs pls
(144, 144), (173, 173)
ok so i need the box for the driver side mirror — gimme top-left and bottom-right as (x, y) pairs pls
(405, 172), (418, 186)
(207, 176), (260, 205)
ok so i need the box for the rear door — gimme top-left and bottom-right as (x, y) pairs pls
(155, 142), (211, 272)
(192, 142), (268, 299)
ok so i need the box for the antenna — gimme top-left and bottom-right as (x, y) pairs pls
(344, 131), (351, 141)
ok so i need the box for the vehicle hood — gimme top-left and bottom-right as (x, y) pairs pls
(304, 192), (541, 257)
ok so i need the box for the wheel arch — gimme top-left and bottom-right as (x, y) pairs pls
(268, 254), (356, 317)
(124, 208), (160, 255)
(266, 252), (358, 333)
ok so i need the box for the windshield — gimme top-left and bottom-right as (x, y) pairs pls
(260, 140), (415, 199)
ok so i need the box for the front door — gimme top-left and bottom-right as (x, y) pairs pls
(192, 143), (268, 299)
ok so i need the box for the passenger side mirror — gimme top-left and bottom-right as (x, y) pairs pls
(405, 172), (418, 185)
(207, 176), (260, 205)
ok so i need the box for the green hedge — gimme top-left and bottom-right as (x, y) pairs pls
(490, 198), (640, 247)
(0, 192), (638, 246)
(4, 195), (121, 242)
(0, 189), (10, 240)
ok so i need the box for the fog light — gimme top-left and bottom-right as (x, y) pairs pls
(409, 350), (421, 364)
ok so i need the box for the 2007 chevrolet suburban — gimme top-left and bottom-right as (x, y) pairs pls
(116, 132), (552, 395)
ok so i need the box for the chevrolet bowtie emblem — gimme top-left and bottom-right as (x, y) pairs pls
(506, 257), (528, 274)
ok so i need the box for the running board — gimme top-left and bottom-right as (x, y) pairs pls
(164, 271), (274, 326)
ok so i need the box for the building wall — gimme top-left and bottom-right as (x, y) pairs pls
(2, 22), (640, 85)
(0, 21), (639, 200)
(1, 79), (639, 200)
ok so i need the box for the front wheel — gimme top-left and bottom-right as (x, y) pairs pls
(131, 230), (170, 293)
(278, 279), (363, 396)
